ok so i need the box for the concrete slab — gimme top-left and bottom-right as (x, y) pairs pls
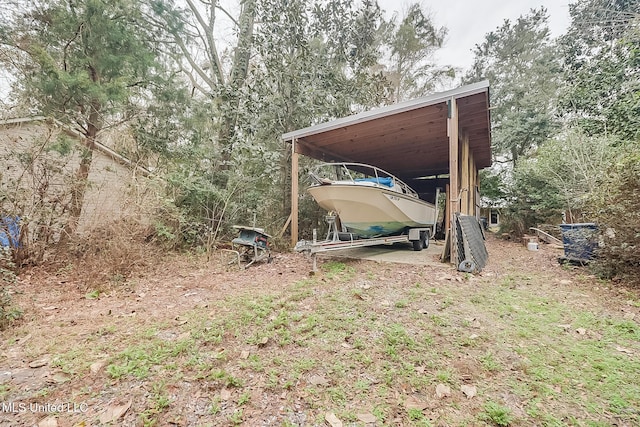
(317, 239), (446, 266)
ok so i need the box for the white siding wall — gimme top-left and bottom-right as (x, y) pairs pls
(1, 120), (149, 237)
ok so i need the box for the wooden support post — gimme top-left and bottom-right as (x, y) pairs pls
(444, 183), (450, 234)
(442, 183), (451, 262)
(448, 98), (459, 264)
(470, 150), (479, 218)
(290, 139), (299, 248)
(461, 134), (470, 215)
(475, 162), (480, 218)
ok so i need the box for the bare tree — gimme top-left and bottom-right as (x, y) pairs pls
(148, 0), (256, 157)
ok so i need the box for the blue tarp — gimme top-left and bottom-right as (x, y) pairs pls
(355, 177), (393, 187)
(0, 216), (21, 248)
(559, 223), (598, 262)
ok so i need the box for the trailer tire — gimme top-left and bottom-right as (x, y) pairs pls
(411, 230), (430, 251)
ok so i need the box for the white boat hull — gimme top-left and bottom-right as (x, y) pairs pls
(308, 184), (436, 237)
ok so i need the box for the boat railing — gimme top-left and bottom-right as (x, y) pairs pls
(311, 162), (419, 198)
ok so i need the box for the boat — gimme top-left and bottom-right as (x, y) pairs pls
(307, 162), (437, 238)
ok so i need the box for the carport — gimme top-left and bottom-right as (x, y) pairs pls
(281, 80), (492, 265)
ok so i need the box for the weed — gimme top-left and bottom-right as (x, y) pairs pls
(228, 409), (243, 425)
(110, 273), (125, 284)
(612, 319), (640, 338)
(470, 295), (483, 304)
(354, 379), (369, 391)
(107, 336), (193, 379)
(195, 322), (225, 345)
(51, 349), (85, 375)
(421, 334), (434, 346)
(292, 357), (317, 374)
(322, 261), (354, 280)
(208, 369), (244, 387)
(208, 397), (221, 415)
(265, 370), (279, 389)
(246, 331), (271, 346)
(328, 386), (346, 405)
(240, 354), (264, 372)
(480, 352), (501, 372)
(0, 384), (10, 400)
(270, 309), (291, 329)
(352, 336), (366, 350)
(33, 387), (50, 398)
(435, 369), (453, 384)
(95, 325), (117, 336)
(353, 351), (373, 366)
(383, 323), (417, 349)
(395, 299), (408, 308)
(237, 392), (250, 405)
(330, 360), (349, 378)
(430, 315), (449, 327)
(236, 295), (276, 325)
(372, 405), (388, 423)
(85, 289), (100, 299)
(55, 263), (74, 275)
(480, 401), (513, 426)
(282, 379), (295, 389)
(407, 407), (426, 421)
(322, 261), (346, 276)
(151, 382), (170, 411)
(458, 336), (478, 347)
(276, 328), (293, 345)
(0, 252), (22, 329)
(440, 297), (454, 310)
(296, 313), (319, 335)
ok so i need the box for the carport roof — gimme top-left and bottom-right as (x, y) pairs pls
(282, 80), (491, 182)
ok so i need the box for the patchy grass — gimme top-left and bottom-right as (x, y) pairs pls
(1, 240), (639, 426)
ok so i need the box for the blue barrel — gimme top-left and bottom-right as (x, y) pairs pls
(559, 223), (598, 261)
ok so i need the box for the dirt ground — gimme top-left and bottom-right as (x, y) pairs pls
(1, 234), (639, 426)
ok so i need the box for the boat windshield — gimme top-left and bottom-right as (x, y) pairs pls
(309, 162), (418, 197)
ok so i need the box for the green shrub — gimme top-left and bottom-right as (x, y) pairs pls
(0, 249), (22, 329)
(586, 149), (640, 283)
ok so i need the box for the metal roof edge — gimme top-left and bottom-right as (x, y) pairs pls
(0, 116), (48, 126)
(281, 80), (490, 141)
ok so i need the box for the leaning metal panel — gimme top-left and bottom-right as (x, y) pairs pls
(456, 214), (488, 273)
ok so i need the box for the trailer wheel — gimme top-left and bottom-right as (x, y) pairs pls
(412, 231), (428, 251)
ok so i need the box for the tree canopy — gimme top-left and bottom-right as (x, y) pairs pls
(559, 0), (640, 139)
(465, 7), (561, 166)
(0, 0), (169, 236)
(383, 3), (455, 102)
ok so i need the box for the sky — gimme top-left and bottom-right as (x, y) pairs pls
(379, 0), (572, 86)
(1, 0), (573, 103)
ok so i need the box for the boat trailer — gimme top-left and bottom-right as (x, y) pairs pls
(295, 214), (432, 271)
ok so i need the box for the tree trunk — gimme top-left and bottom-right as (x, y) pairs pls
(60, 107), (101, 243)
(217, 0), (256, 163)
